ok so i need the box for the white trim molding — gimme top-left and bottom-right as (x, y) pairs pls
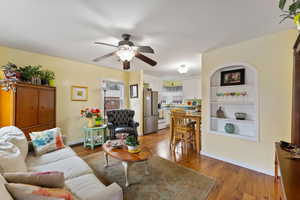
(201, 151), (274, 176)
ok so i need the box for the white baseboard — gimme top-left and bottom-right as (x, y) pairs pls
(68, 139), (84, 146)
(200, 151), (274, 176)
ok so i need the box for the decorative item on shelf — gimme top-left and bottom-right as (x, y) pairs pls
(216, 91), (248, 97)
(1, 62), (20, 80)
(241, 91), (247, 96)
(195, 105), (201, 112)
(192, 100), (197, 106)
(224, 123), (235, 134)
(80, 108), (101, 128)
(235, 112), (247, 120)
(216, 106), (225, 118)
(125, 135), (140, 153)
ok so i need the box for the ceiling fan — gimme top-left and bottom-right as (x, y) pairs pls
(93, 34), (157, 70)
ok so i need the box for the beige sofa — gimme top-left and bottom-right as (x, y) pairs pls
(0, 127), (123, 200)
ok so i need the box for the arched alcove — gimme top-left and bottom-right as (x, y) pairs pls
(209, 64), (259, 141)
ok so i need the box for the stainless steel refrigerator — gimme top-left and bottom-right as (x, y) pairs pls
(143, 90), (158, 134)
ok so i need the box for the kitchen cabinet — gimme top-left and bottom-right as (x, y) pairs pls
(163, 81), (183, 87)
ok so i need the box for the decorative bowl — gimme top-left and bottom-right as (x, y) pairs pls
(235, 112), (247, 120)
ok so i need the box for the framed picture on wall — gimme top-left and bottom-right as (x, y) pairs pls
(221, 68), (245, 86)
(71, 86), (88, 101)
(130, 84), (138, 98)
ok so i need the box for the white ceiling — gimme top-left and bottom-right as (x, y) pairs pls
(0, 0), (293, 77)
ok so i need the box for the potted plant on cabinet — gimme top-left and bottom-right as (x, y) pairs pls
(17, 65), (41, 83)
(31, 65), (42, 85)
(1, 62), (21, 80)
(125, 135), (140, 153)
(279, 0), (300, 29)
(40, 70), (55, 86)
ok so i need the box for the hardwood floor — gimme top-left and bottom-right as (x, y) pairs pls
(73, 128), (280, 200)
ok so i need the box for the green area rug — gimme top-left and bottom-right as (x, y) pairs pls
(83, 152), (215, 200)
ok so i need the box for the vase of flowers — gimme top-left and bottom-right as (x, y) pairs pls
(80, 108), (101, 128)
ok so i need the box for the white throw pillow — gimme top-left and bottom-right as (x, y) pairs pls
(0, 126), (28, 159)
(0, 141), (27, 173)
(30, 128), (65, 156)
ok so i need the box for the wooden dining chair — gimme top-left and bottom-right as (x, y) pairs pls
(170, 110), (196, 154)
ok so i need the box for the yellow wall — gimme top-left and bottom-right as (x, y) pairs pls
(201, 29), (297, 175)
(128, 70), (144, 135)
(0, 46), (129, 143)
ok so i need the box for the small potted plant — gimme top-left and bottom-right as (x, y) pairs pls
(31, 65), (42, 85)
(125, 135), (139, 153)
(95, 115), (103, 127)
(40, 70), (55, 86)
(45, 70), (55, 87)
(17, 66), (32, 82)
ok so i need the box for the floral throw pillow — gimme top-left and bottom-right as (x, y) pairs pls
(29, 128), (65, 156)
(5, 183), (73, 200)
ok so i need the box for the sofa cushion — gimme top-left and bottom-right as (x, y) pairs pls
(65, 173), (106, 200)
(30, 128), (65, 156)
(0, 126), (28, 159)
(5, 183), (73, 200)
(26, 146), (76, 168)
(0, 174), (13, 200)
(29, 157), (92, 180)
(0, 141), (27, 173)
(3, 171), (65, 188)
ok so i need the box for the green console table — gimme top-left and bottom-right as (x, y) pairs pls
(83, 125), (108, 150)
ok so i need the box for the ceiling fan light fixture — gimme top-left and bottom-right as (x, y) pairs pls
(178, 64), (188, 74)
(116, 45), (136, 62)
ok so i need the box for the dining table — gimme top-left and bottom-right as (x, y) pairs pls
(170, 111), (202, 153)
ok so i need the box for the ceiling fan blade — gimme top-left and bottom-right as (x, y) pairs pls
(94, 42), (118, 48)
(135, 52), (157, 66)
(137, 46), (154, 54)
(93, 52), (116, 62)
(123, 61), (130, 70)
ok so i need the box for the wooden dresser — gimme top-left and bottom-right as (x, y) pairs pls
(0, 83), (56, 137)
(275, 143), (300, 200)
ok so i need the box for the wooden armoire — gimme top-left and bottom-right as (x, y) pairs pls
(0, 83), (56, 138)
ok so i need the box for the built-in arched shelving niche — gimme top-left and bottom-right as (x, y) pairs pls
(209, 64), (259, 141)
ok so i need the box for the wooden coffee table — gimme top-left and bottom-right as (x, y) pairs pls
(102, 143), (152, 187)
